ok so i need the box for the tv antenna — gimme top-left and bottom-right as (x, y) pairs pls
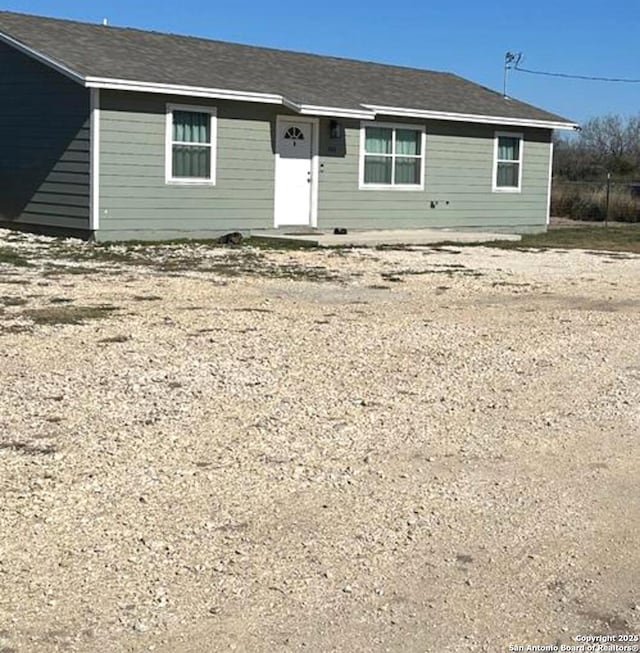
(503, 52), (523, 98)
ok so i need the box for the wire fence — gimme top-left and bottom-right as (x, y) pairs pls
(551, 179), (640, 222)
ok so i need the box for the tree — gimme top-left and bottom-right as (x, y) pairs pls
(553, 113), (640, 180)
(553, 134), (594, 180)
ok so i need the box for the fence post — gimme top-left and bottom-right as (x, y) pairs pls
(605, 172), (611, 228)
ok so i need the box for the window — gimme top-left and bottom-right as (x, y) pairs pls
(360, 123), (425, 189)
(166, 104), (216, 184)
(284, 126), (305, 140)
(493, 132), (523, 192)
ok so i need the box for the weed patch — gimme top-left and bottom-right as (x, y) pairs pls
(382, 265), (482, 280)
(0, 248), (33, 267)
(0, 440), (56, 455)
(245, 237), (319, 251)
(25, 305), (118, 326)
(233, 307), (274, 313)
(0, 323), (33, 335)
(42, 264), (99, 277)
(0, 296), (28, 307)
(133, 295), (163, 302)
(0, 278), (31, 285)
(482, 225), (640, 254)
(99, 334), (131, 343)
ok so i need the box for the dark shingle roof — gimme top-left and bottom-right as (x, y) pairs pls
(0, 11), (573, 125)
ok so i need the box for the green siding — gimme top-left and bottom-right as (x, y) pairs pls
(0, 42), (90, 233)
(97, 91), (551, 240)
(98, 91), (288, 240)
(317, 118), (551, 231)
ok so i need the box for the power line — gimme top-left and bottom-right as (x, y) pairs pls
(502, 52), (640, 98)
(513, 64), (640, 83)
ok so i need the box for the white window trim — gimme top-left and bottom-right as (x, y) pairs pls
(492, 131), (523, 193)
(89, 88), (100, 231)
(165, 103), (217, 185)
(359, 121), (426, 191)
(546, 140), (554, 225)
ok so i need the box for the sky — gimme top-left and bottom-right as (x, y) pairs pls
(2, 0), (640, 123)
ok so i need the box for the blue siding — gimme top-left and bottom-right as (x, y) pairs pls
(0, 42), (90, 232)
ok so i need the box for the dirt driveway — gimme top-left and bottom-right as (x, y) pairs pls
(1, 233), (639, 653)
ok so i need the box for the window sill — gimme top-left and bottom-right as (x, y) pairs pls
(359, 184), (424, 192)
(166, 178), (216, 186)
(492, 187), (521, 193)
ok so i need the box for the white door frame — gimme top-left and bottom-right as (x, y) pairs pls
(273, 115), (319, 228)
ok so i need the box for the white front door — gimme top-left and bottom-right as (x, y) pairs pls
(274, 118), (314, 226)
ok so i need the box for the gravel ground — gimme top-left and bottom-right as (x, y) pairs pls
(0, 230), (639, 653)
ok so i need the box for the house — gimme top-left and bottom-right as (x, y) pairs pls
(0, 11), (577, 242)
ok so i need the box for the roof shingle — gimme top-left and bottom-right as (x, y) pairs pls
(0, 11), (573, 125)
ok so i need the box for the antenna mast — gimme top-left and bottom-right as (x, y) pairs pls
(503, 52), (523, 98)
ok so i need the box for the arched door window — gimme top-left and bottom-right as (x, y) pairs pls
(284, 126), (305, 141)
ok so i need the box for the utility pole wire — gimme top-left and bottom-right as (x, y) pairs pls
(513, 64), (640, 83)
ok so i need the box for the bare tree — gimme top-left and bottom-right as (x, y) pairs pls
(555, 113), (640, 179)
(553, 134), (591, 180)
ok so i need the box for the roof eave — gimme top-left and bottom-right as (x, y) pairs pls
(82, 77), (585, 129)
(84, 78), (378, 118)
(297, 103), (375, 120)
(85, 76), (293, 107)
(362, 104), (578, 130)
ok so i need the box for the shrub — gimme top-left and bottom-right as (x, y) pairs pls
(551, 182), (640, 222)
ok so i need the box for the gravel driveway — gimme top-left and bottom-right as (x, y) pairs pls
(1, 231), (639, 653)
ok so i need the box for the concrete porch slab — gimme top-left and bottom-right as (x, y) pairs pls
(249, 228), (522, 248)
